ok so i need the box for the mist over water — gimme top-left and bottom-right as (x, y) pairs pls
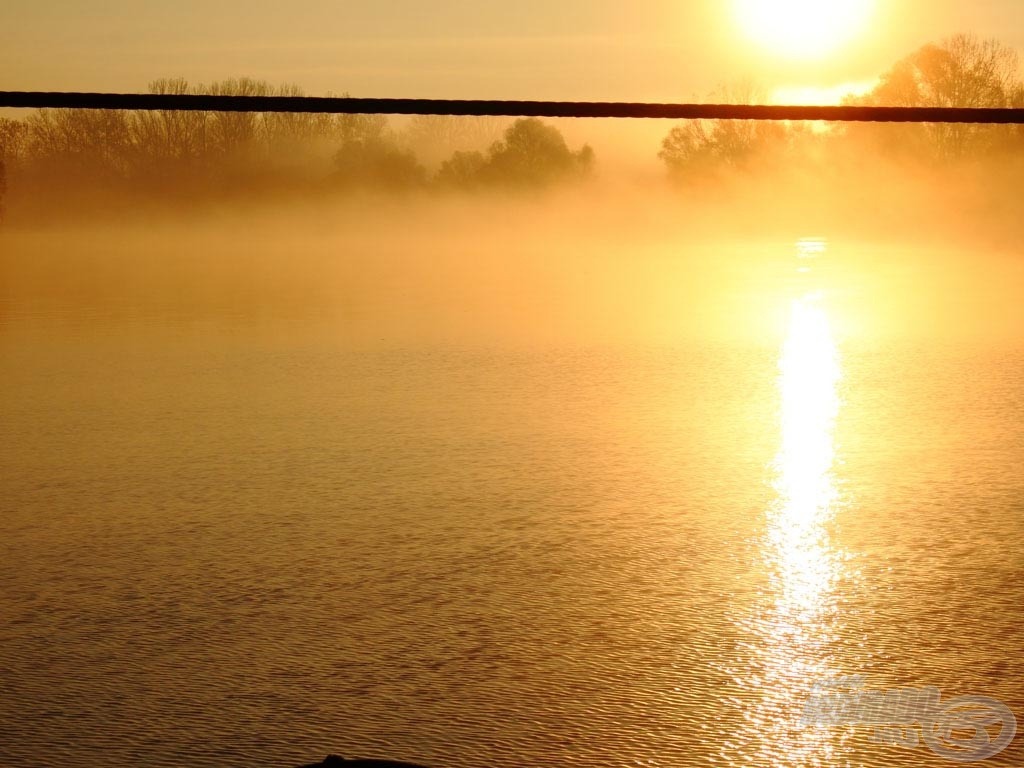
(4, 166), (1024, 346)
(2, 176), (1024, 768)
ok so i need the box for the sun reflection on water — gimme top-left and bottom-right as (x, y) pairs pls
(772, 291), (842, 615)
(724, 241), (850, 767)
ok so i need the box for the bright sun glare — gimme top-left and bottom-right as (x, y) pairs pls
(735, 0), (874, 60)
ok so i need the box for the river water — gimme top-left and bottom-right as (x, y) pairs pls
(2, 220), (1022, 767)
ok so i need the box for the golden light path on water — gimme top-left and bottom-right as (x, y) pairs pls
(725, 239), (850, 767)
(772, 289), (841, 618)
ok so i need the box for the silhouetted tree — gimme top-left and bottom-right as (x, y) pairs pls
(0, 118), (28, 220)
(205, 78), (273, 159)
(868, 34), (1018, 108)
(332, 135), (425, 190)
(263, 84), (336, 149)
(0, 118), (29, 166)
(846, 34), (1021, 159)
(130, 79), (210, 168)
(436, 118), (593, 189)
(435, 150), (489, 188)
(403, 115), (507, 168)
(659, 83), (788, 177)
(485, 118), (593, 187)
(26, 108), (133, 182)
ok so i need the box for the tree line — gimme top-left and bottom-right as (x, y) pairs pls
(0, 77), (594, 218)
(2, 33), (1023, 218)
(660, 34), (1024, 178)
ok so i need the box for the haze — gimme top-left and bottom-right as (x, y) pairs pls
(2, 5), (1024, 768)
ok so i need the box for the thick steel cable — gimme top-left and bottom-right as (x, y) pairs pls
(3, 91), (1024, 123)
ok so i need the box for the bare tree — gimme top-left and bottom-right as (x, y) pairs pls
(26, 107), (133, 178)
(850, 33), (1021, 159)
(205, 78), (273, 158)
(0, 118), (29, 221)
(0, 118), (29, 166)
(403, 115), (507, 169)
(262, 83), (336, 148)
(335, 109), (389, 146)
(659, 82), (788, 176)
(130, 78), (210, 168)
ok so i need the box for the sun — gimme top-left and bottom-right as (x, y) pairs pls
(735, 0), (874, 60)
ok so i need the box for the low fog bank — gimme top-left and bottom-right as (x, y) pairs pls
(2, 157), (1023, 351)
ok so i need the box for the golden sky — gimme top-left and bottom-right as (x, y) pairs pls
(2, 0), (1023, 102)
